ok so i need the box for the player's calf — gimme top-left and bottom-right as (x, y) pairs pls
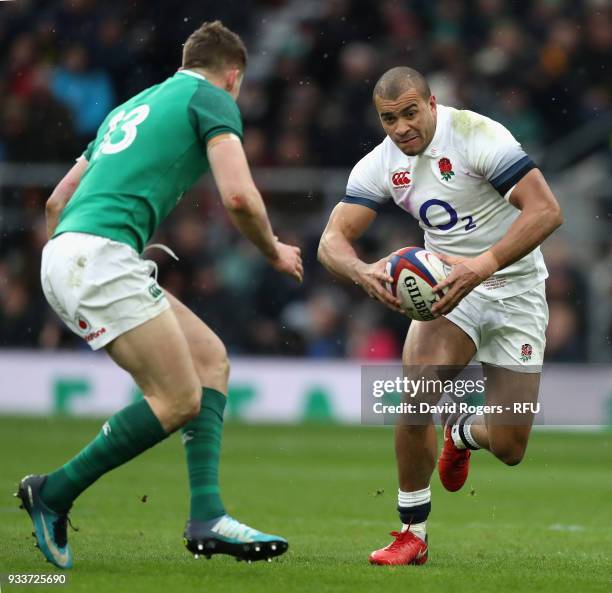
(478, 364), (539, 466)
(488, 428), (529, 466)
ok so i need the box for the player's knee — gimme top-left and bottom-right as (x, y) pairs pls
(183, 388), (203, 423)
(192, 338), (230, 388)
(168, 384), (202, 427)
(215, 348), (230, 385)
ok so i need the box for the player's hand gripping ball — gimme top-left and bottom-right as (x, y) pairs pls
(385, 247), (448, 321)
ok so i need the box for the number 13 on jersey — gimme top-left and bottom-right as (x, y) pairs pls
(93, 105), (150, 159)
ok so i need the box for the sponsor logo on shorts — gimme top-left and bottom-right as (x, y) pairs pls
(85, 327), (107, 342)
(520, 343), (533, 362)
(76, 316), (90, 333)
(148, 281), (163, 300)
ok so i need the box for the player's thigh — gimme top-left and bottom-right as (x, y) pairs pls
(164, 292), (229, 392)
(401, 316), (477, 410)
(403, 316), (477, 367)
(482, 363), (541, 463)
(105, 307), (200, 406)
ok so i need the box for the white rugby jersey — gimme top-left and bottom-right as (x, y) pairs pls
(344, 104), (548, 300)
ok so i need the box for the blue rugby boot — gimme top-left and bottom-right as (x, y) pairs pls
(16, 474), (74, 569)
(184, 515), (288, 562)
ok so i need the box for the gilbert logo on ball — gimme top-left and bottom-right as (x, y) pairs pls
(385, 247), (447, 321)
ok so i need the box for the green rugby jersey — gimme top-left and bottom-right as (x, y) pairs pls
(54, 70), (243, 253)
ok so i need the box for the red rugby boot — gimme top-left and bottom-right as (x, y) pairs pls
(369, 530), (428, 566)
(438, 422), (471, 492)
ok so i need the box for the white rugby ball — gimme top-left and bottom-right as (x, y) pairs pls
(386, 246), (447, 321)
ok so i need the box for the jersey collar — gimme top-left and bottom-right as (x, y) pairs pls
(177, 69), (207, 81)
(422, 104), (448, 159)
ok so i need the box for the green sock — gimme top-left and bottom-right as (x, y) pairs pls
(181, 388), (227, 522)
(40, 398), (168, 513)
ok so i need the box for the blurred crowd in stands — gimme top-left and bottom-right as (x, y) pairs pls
(0, 0), (610, 361)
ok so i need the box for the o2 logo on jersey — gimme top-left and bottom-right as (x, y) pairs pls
(95, 105), (150, 158)
(391, 169), (411, 189)
(419, 198), (477, 232)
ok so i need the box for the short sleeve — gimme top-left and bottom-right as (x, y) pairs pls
(343, 146), (391, 212)
(465, 112), (536, 198)
(188, 84), (243, 145)
(80, 140), (95, 161)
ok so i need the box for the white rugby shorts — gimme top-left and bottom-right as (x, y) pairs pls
(41, 232), (170, 350)
(444, 282), (548, 373)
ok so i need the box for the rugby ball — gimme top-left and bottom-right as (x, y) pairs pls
(385, 247), (447, 321)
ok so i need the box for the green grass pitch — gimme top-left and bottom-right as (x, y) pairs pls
(1, 417), (611, 593)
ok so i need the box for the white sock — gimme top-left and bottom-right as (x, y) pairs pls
(463, 416), (480, 449)
(398, 486), (430, 541)
(401, 521), (427, 540)
(451, 413), (481, 450)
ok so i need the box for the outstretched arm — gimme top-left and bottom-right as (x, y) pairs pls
(45, 157), (89, 239)
(207, 133), (302, 282)
(432, 168), (563, 315)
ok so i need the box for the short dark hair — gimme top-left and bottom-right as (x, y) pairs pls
(373, 67), (431, 102)
(182, 20), (247, 73)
